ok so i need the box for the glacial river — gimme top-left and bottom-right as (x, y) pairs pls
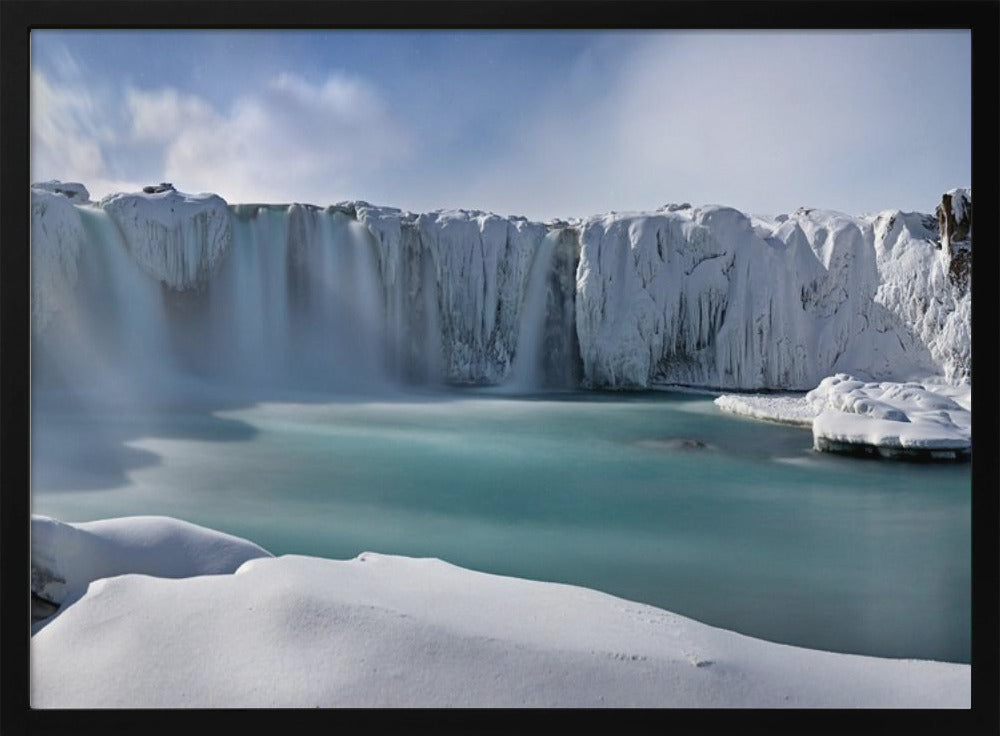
(31, 388), (971, 663)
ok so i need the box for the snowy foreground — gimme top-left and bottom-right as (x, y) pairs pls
(715, 374), (971, 460)
(31, 516), (970, 708)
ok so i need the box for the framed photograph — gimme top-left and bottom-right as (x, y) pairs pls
(3, 1), (997, 732)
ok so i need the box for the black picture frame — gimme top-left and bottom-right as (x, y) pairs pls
(2, 2), (997, 733)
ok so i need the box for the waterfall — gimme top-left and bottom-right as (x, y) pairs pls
(31, 192), (588, 400)
(30, 184), (972, 395)
(506, 231), (559, 391)
(33, 206), (175, 401)
(201, 205), (390, 392)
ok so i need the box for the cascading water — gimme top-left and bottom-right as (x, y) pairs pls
(169, 204), (392, 392)
(31, 184), (969, 396)
(33, 206), (175, 401)
(31, 194), (576, 401)
(506, 231), (559, 391)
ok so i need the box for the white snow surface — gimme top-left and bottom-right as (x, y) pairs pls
(99, 188), (232, 290)
(806, 374), (971, 450)
(30, 516), (969, 708)
(30, 187), (87, 332)
(712, 394), (816, 427)
(31, 180), (91, 204)
(715, 374), (972, 453)
(30, 515), (271, 608)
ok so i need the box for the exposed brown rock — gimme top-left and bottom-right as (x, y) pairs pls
(936, 191), (972, 293)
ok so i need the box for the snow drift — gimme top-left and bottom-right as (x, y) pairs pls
(30, 515), (970, 708)
(31, 515), (271, 613)
(714, 374), (971, 460)
(29, 183), (971, 392)
(806, 374), (971, 459)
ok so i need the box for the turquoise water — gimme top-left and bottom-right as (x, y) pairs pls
(31, 389), (970, 663)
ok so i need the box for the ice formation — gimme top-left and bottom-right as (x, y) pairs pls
(30, 183), (971, 393)
(805, 374), (971, 459)
(30, 186), (88, 332)
(30, 516), (970, 708)
(715, 374), (971, 460)
(100, 187), (232, 290)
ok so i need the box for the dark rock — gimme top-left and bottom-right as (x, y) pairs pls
(936, 190), (972, 292)
(142, 182), (176, 194)
(31, 592), (60, 623)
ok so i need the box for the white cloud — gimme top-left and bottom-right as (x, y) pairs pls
(30, 69), (111, 183)
(459, 32), (971, 220)
(127, 88), (217, 143)
(30, 33), (969, 217)
(32, 68), (412, 205)
(128, 73), (411, 203)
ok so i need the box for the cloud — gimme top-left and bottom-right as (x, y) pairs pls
(30, 69), (111, 183)
(124, 73), (411, 203)
(459, 32), (971, 219)
(30, 33), (969, 217)
(127, 88), (217, 143)
(32, 65), (412, 205)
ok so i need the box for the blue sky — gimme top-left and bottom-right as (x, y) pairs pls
(31, 30), (970, 220)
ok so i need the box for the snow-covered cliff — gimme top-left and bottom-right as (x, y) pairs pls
(30, 185), (86, 332)
(100, 186), (231, 290)
(29, 183), (971, 392)
(574, 199), (969, 389)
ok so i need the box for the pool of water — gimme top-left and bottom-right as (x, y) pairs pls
(31, 388), (971, 663)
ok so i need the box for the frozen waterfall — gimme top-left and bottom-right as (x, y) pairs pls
(30, 183), (971, 398)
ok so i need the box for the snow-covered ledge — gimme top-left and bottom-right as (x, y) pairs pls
(30, 515), (968, 708)
(714, 374), (971, 461)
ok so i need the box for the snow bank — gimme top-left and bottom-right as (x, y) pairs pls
(715, 374), (971, 459)
(30, 517), (969, 708)
(100, 188), (232, 290)
(30, 186), (87, 332)
(30, 515), (272, 610)
(712, 394), (816, 427)
(806, 374), (971, 458)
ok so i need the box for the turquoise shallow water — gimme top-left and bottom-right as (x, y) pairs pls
(31, 389), (971, 663)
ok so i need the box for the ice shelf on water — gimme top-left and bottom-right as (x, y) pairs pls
(30, 514), (970, 708)
(715, 373), (972, 460)
(807, 374), (971, 459)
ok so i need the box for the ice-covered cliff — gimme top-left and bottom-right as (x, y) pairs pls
(574, 199), (969, 389)
(30, 186), (87, 333)
(100, 186), (231, 290)
(29, 183), (971, 393)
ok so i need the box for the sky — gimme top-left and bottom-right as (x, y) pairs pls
(30, 30), (971, 221)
